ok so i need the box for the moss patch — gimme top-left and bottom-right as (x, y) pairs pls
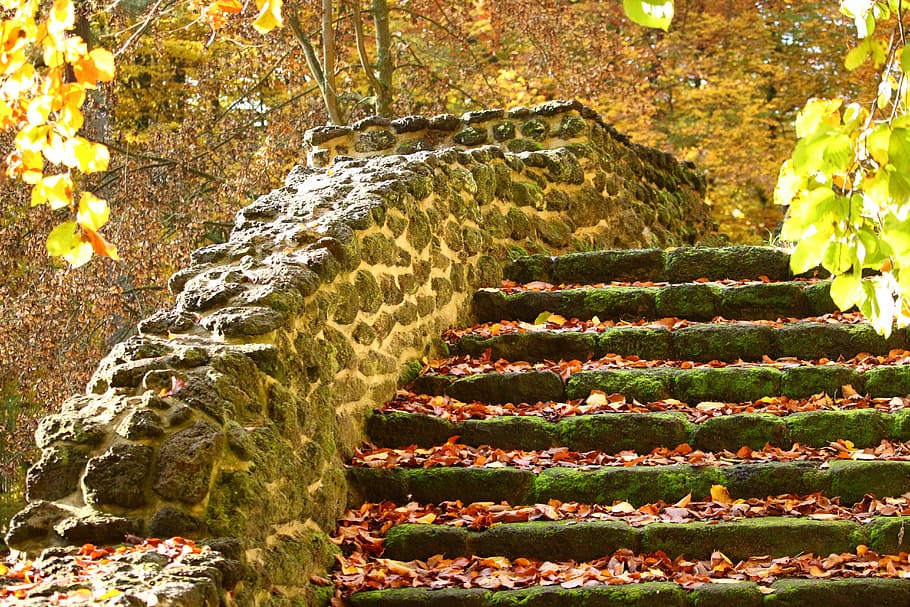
(718, 283), (809, 320)
(565, 369), (677, 403)
(598, 327), (671, 360)
(654, 284), (720, 321)
(785, 409), (888, 448)
(829, 460), (910, 504)
(460, 416), (558, 450)
(674, 367), (780, 403)
(557, 412), (692, 453)
(780, 366), (863, 399)
(366, 411), (455, 448)
(536, 465), (724, 505)
(672, 324), (774, 362)
(693, 413), (790, 452)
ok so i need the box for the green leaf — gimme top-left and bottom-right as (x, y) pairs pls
(866, 123), (891, 165)
(890, 128), (910, 172)
(870, 36), (888, 67)
(623, 0), (674, 31)
(790, 231), (830, 274)
(845, 39), (869, 70)
(830, 271), (864, 310)
(533, 311), (552, 325)
(822, 133), (854, 173)
(901, 45), (910, 73)
(795, 98), (841, 139)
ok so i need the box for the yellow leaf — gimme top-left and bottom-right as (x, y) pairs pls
(26, 95), (52, 125)
(77, 191), (109, 230)
(65, 137), (109, 172)
(710, 484), (733, 504)
(42, 131), (66, 164)
(94, 589), (122, 601)
(47, 220), (93, 267)
(31, 173), (73, 208)
(252, 0), (283, 33)
(610, 501), (635, 514)
(48, 0), (75, 36)
(414, 512), (436, 524)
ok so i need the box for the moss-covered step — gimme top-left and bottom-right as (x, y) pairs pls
(473, 281), (835, 325)
(348, 578), (910, 607)
(411, 370), (566, 404)
(504, 246), (794, 285)
(382, 517), (875, 563)
(776, 322), (909, 360)
(473, 287), (657, 324)
(350, 582), (688, 607)
(369, 408), (905, 452)
(348, 461), (910, 508)
(506, 249), (666, 285)
(454, 321), (906, 364)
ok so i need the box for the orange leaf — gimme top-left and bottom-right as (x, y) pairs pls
(710, 484), (733, 504)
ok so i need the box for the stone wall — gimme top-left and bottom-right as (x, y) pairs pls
(6, 100), (714, 605)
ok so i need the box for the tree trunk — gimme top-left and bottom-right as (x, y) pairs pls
(373, 0), (393, 116)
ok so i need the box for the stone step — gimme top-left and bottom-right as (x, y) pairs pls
(451, 320), (909, 363)
(347, 460), (910, 509)
(347, 579), (910, 607)
(380, 516), (901, 562)
(411, 363), (910, 406)
(504, 246), (796, 285)
(368, 408), (910, 452)
(473, 280), (836, 324)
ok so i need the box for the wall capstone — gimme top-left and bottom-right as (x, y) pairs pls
(6, 100), (714, 605)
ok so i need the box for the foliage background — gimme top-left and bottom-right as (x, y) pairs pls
(0, 0), (872, 499)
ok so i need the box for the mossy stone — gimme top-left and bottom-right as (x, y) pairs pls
(492, 121), (516, 141)
(536, 465), (725, 505)
(549, 249), (665, 284)
(453, 127), (488, 146)
(455, 332), (600, 363)
(829, 460), (910, 504)
(641, 518), (863, 561)
(693, 413), (790, 452)
(664, 246), (791, 282)
(672, 323), (775, 362)
(765, 578), (910, 606)
(349, 588), (489, 607)
(565, 369), (677, 403)
(785, 409), (889, 447)
(780, 365), (862, 399)
(654, 284), (720, 321)
(865, 365), (910, 397)
(718, 282), (810, 320)
(520, 118), (549, 140)
(867, 517), (910, 554)
(776, 322), (906, 360)
(510, 181), (544, 208)
(803, 280), (839, 316)
(599, 327), (672, 360)
(557, 412), (692, 453)
(467, 520), (640, 562)
(689, 582), (763, 607)
(404, 467), (536, 504)
(531, 216), (572, 248)
(487, 582), (686, 607)
(583, 287), (657, 320)
(460, 416), (557, 450)
(383, 524), (468, 561)
(406, 211), (432, 251)
(355, 271), (382, 313)
(331, 282), (360, 325)
(447, 370), (565, 405)
(722, 461), (830, 498)
(675, 367), (780, 403)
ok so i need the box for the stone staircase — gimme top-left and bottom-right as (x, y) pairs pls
(333, 246), (910, 606)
